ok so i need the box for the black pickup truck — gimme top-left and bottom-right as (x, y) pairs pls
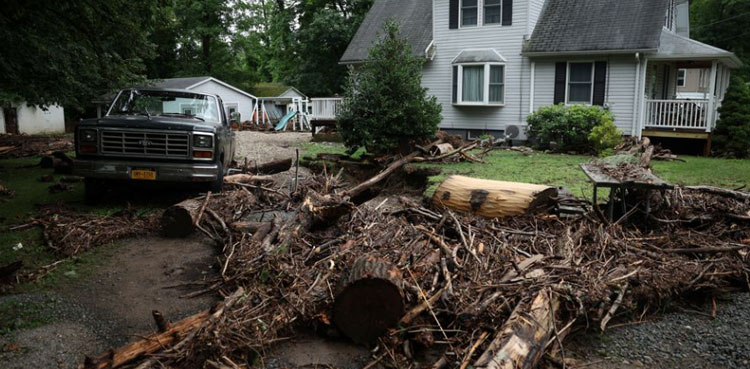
(74, 88), (236, 203)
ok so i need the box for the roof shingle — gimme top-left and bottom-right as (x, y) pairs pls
(525, 0), (670, 54)
(340, 0), (432, 63)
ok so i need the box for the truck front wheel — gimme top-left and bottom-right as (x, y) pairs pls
(84, 178), (106, 205)
(209, 164), (225, 193)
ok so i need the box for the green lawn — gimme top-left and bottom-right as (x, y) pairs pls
(301, 142), (750, 199)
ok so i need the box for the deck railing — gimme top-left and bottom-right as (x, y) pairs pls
(644, 99), (710, 130)
(310, 98), (343, 120)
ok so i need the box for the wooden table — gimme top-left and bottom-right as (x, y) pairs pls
(580, 163), (674, 222)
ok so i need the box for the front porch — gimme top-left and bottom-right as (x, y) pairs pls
(636, 30), (741, 139)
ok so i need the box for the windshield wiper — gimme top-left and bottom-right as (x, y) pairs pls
(158, 113), (205, 122)
(133, 111), (151, 119)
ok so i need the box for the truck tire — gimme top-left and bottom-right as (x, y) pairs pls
(84, 178), (105, 205)
(209, 163), (225, 193)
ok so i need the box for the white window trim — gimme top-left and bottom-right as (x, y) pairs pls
(565, 61), (595, 105)
(677, 68), (686, 87)
(454, 62), (506, 106)
(460, 0), (479, 28)
(483, 0), (502, 25)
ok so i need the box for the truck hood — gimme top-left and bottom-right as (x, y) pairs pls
(79, 115), (219, 133)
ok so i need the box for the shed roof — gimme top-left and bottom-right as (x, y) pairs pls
(340, 0), (432, 64)
(525, 0), (670, 55)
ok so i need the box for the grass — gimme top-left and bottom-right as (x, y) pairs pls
(0, 297), (56, 335)
(301, 142), (750, 199)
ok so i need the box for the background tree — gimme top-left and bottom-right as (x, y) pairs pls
(691, 0), (750, 78)
(712, 76), (750, 158)
(337, 21), (442, 155)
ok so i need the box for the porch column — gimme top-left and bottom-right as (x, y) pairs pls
(96, 105), (102, 118)
(637, 58), (650, 138)
(706, 60), (718, 132)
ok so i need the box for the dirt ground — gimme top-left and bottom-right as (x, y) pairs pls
(235, 131), (311, 163)
(0, 235), (217, 369)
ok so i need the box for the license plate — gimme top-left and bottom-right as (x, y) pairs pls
(130, 169), (157, 180)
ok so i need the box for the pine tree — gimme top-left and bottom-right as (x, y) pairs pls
(713, 76), (750, 158)
(336, 20), (442, 154)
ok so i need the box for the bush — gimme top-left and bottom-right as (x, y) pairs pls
(526, 104), (619, 154)
(589, 120), (624, 157)
(336, 20), (442, 155)
(713, 76), (750, 158)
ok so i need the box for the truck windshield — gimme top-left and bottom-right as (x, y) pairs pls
(108, 89), (220, 123)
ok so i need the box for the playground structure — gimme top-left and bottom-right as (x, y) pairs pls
(249, 96), (342, 132)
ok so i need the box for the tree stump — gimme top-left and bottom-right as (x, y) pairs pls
(161, 198), (204, 237)
(431, 176), (558, 218)
(333, 255), (404, 345)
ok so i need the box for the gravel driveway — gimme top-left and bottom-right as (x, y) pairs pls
(234, 131), (311, 164)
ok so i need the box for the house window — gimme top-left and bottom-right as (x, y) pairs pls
(484, 0), (502, 24)
(567, 62), (594, 104)
(461, 0), (478, 27)
(677, 68), (686, 87)
(454, 63), (505, 105)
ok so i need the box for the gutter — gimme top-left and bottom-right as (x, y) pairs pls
(522, 48), (657, 58)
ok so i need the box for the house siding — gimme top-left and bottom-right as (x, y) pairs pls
(531, 55), (640, 134)
(424, 0), (537, 134)
(189, 81), (256, 123)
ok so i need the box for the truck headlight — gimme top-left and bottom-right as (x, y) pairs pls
(193, 134), (213, 148)
(79, 129), (97, 143)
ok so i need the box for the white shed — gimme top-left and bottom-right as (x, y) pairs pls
(0, 103), (65, 135)
(149, 77), (257, 123)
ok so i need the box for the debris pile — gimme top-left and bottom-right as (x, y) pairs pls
(0, 134), (73, 159)
(83, 155), (749, 369)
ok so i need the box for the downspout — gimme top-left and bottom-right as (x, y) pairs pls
(631, 53), (641, 136)
(529, 62), (536, 114)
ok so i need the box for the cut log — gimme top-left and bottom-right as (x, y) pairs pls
(253, 158), (292, 174)
(40, 152), (74, 174)
(431, 176), (558, 218)
(161, 198), (204, 237)
(429, 143), (455, 156)
(474, 289), (559, 369)
(333, 255), (405, 345)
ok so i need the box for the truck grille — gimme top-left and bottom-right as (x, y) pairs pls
(100, 130), (190, 158)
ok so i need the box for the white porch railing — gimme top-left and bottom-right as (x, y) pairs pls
(644, 99), (710, 130)
(310, 98), (342, 120)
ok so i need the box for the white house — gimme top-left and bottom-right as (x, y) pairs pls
(0, 103), (65, 135)
(147, 77), (257, 123)
(341, 0), (741, 148)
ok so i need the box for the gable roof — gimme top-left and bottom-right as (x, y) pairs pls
(340, 0), (432, 64)
(150, 76), (212, 90)
(525, 0), (670, 55)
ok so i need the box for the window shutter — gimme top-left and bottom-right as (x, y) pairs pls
(593, 61), (607, 106)
(554, 62), (567, 104)
(502, 0), (513, 26)
(449, 0), (459, 29)
(452, 66), (459, 103)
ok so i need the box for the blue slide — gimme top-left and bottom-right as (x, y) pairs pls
(274, 110), (298, 131)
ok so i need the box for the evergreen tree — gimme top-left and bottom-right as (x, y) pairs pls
(337, 20), (442, 154)
(713, 76), (750, 158)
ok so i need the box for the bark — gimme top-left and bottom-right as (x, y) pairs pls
(431, 176), (559, 218)
(333, 255), (404, 345)
(685, 186), (750, 201)
(252, 158), (292, 174)
(474, 289), (559, 369)
(161, 198), (204, 237)
(342, 151), (419, 201)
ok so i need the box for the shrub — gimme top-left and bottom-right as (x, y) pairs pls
(589, 120), (624, 157)
(713, 76), (750, 158)
(526, 104), (618, 154)
(336, 20), (442, 155)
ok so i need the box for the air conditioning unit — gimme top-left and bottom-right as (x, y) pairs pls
(505, 125), (528, 141)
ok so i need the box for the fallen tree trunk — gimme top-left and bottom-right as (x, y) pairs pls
(161, 198), (204, 237)
(84, 288), (244, 369)
(474, 289), (559, 369)
(253, 158), (292, 174)
(685, 186), (750, 202)
(224, 174), (276, 185)
(333, 255), (404, 345)
(342, 151), (419, 201)
(431, 176), (558, 218)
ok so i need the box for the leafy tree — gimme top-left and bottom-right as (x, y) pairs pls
(337, 21), (442, 154)
(712, 76), (750, 157)
(691, 0), (750, 78)
(0, 0), (159, 111)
